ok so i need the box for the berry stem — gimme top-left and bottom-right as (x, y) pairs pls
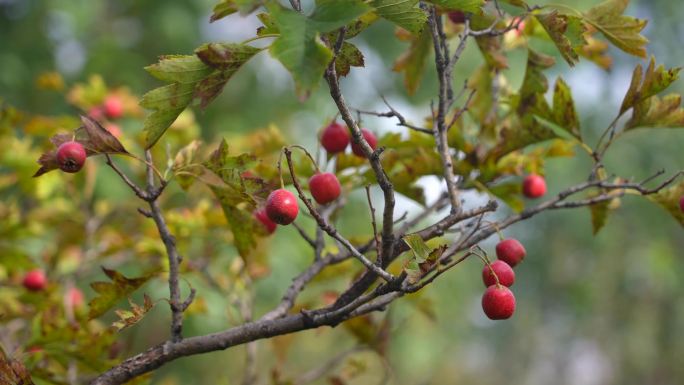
(288, 144), (320, 173)
(277, 149), (286, 189)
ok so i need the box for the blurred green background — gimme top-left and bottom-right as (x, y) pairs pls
(2, 0), (684, 384)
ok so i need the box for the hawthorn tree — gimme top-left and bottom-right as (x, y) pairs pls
(1, 0), (684, 384)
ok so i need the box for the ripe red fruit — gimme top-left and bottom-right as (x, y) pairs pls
(254, 208), (277, 234)
(482, 260), (515, 287)
(495, 238), (526, 267)
(482, 285), (516, 320)
(56, 141), (87, 173)
(320, 122), (350, 154)
(68, 287), (85, 308)
(309, 172), (341, 204)
(679, 195), (684, 213)
(448, 11), (466, 24)
(103, 95), (124, 119)
(23, 269), (47, 291)
(351, 128), (378, 157)
(266, 189), (299, 225)
(522, 174), (547, 198)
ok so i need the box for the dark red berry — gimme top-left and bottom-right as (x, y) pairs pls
(254, 208), (277, 234)
(266, 189), (299, 225)
(495, 238), (526, 267)
(482, 285), (516, 320)
(103, 95), (124, 119)
(23, 269), (47, 291)
(448, 11), (466, 24)
(351, 128), (378, 157)
(56, 141), (87, 173)
(309, 172), (341, 204)
(482, 260), (515, 287)
(522, 174), (547, 198)
(321, 122), (350, 154)
(679, 195), (684, 213)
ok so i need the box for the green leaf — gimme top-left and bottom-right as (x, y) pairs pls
(111, 295), (156, 332)
(393, 27), (432, 95)
(88, 267), (156, 319)
(535, 12), (586, 67)
(173, 140), (203, 191)
(425, 0), (484, 13)
(589, 198), (610, 234)
(403, 233), (431, 263)
(552, 77), (581, 139)
(210, 0), (263, 22)
(648, 179), (684, 227)
(620, 58), (681, 115)
(369, 0), (427, 35)
(268, 1), (371, 97)
(625, 94), (684, 131)
(471, 12), (507, 69)
(583, 0), (648, 58)
(141, 45), (260, 148)
(335, 42), (365, 77)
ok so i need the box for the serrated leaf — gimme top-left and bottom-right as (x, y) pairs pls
(111, 294), (156, 331)
(370, 0), (427, 35)
(426, 0), (484, 13)
(173, 140), (203, 190)
(535, 12), (586, 66)
(579, 32), (612, 70)
(268, 1), (371, 98)
(620, 58), (681, 115)
(625, 94), (684, 131)
(393, 26), (431, 95)
(552, 77), (581, 139)
(210, 0), (262, 22)
(584, 0), (648, 58)
(335, 42), (365, 77)
(88, 267), (156, 319)
(142, 46), (259, 148)
(403, 233), (431, 263)
(648, 179), (684, 226)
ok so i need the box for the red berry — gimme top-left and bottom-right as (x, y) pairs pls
(482, 260), (515, 287)
(23, 269), (47, 291)
(88, 106), (105, 121)
(351, 128), (378, 157)
(482, 285), (516, 320)
(266, 189), (299, 225)
(679, 195), (684, 213)
(495, 238), (526, 267)
(522, 174), (547, 198)
(103, 95), (124, 119)
(68, 287), (85, 308)
(56, 141), (87, 173)
(254, 208), (277, 234)
(320, 122), (350, 154)
(105, 123), (122, 138)
(309, 172), (341, 204)
(448, 11), (466, 24)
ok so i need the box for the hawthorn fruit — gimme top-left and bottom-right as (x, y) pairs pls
(482, 285), (516, 320)
(266, 189), (299, 225)
(320, 122), (350, 154)
(679, 195), (684, 213)
(522, 174), (547, 198)
(254, 208), (277, 234)
(103, 95), (124, 119)
(495, 238), (526, 267)
(351, 128), (378, 157)
(56, 141), (87, 173)
(309, 172), (341, 204)
(482, 260), (515, 287)
(448, 11), (466, 24)
(23, 269), (47, 291)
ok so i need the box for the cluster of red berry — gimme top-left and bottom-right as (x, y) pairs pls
(21, 269), (85, 308)
(254, 122), (378, 233)
(480, 238), (526, 320)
